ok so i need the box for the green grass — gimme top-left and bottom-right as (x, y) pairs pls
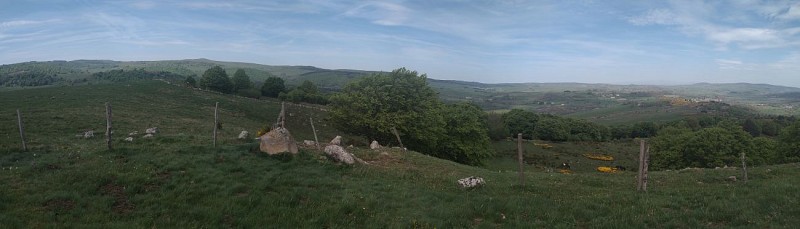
(1, 81), (800, 227)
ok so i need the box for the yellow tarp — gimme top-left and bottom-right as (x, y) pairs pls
(583, 153), (614, 161)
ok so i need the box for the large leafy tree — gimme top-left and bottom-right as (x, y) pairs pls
(329, 68), (491, 165)
(231, 69), (252, 92)
(779, 121), (800, 162)
(282, 80), (328, 104)
(502, 109), (538, 139)
(261, 76), (286, 97)
(199, 66), (233, 93)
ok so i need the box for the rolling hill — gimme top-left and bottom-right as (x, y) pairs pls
(1, 80), (799, 227)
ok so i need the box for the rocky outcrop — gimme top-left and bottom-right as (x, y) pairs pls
(259, 127), (298, 155)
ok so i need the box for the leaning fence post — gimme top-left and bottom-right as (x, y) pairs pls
(741, 152), (748, 182)
(517, 133), (524, 186)
(105, 102), (112, 150)
(310, 117), (320, 150)
(391, 127), (405, 150)
(213, 102), (219, 147)
(17, 109), (27, 151)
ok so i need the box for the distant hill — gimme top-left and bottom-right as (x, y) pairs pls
(2, 59), (799, 117)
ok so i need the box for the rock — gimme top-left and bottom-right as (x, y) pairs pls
(330, 136), (342, 146)
(128, 131), (138, 136)
(83, 130), (94, 138)
(238, 130), (250, 139)
(145, 127), (158, 134)
(143, 133), (154, 138)
(457, 176), (485, 188)
(727, 176), (737, 182)
(259, 127), (298, 155)
(303, 140), (316, 147)
(124, 137), (134, 142)
(323, 145), (356, 165)
(370, 140), (381, 149)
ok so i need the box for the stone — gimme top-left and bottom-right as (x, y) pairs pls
(324, 145), (356, 165)
(457, 176), (485, 188)
(370, 140), (381, 149)
(330, 136), (342, 146)
(128, 131), (138, 136)
(143, 133), (154, 138)
(145, 127), (158, 134)
(124, 137), (134, 142)
(727, 176), (737, 182)
(303, 140), (316, 147)
(259, 127), (298, 155)
(238, 130), (250, 139)
(83, 130), (94, 138)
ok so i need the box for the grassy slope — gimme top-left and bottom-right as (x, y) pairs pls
(1, 81), (800, 227)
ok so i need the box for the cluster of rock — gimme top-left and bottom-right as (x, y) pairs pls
(124, 127), (158, 142)
(457, 176), (485, 188)
(322, 136), (364, 165)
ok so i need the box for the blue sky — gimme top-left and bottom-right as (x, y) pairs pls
(1, 0), (799, 87)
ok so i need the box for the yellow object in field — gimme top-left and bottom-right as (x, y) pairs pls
(597, 166), (618, 173)
(533, 142), (553, 149)
(583, 153), (614, 161)
(558, 169), (572, 174)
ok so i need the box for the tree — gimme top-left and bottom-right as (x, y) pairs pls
(329, 68), (492, 165)
(261, 76), (286, 97)
(281, 80), (328, 104)
(199, 66), (233, 93)
(502, 109), (538, 139)
(231, 69), (252, 92)
(742, 118), (761, 137)
(534, 117), (570, 141)
(779, 121), (800, 162)
(184, 75), (197, 87)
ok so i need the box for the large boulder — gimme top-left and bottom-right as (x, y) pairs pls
(324, 145), (356, 165)
(259, 127), (298, 155)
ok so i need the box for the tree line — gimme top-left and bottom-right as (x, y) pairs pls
(190, 66), (327, 104)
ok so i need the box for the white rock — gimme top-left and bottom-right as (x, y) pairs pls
(457, 176), (485, 188)
(124, 137), (134, 142)
(83, 130), (94, 138)
(324, 145), (357, 165)
(143, 133), (154, 138)
(145, 127), (158, 134)
(303, 140), (316, 147)
(330, 136), (342, 146)
(128, 131), (138, 136)
(238, 130), (250, 139)
(370, 140), (381, 149)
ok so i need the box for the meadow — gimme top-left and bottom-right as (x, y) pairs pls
(1, 81), (799, 227)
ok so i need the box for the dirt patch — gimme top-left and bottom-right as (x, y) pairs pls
(365, 151), (405, 168)
(43, 199), (75, 212)
(100, 183), (134, 214)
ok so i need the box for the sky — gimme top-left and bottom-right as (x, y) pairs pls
(1, 0), (799, 87)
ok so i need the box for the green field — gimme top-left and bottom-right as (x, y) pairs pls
(2, 81), (799, 227)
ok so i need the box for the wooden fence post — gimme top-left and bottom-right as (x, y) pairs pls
(310, 117), (320, 150)
(213, 102), (219, 147)
(741, 152), (748, 182)
(517, 133), (524, 186)
(391, 127), (405, 151)
(637, 139), (645, 191)
(106, 102), (112, 150)
(16, 109), (27, 151)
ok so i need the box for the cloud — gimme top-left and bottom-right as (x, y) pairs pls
(776, 3), (800, 21)
(344, 2), (410, 26)
(0, 19), (60, 30)
(628, 9), (679, 26)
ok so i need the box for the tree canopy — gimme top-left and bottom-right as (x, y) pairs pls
(199, 66), (233, 94)
(261, 76), (286, 97)
(231, 69), (252, 92)
(329, 68), (492, 165)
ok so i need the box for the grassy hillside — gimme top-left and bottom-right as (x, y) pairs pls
(1, 81), (800, 227)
